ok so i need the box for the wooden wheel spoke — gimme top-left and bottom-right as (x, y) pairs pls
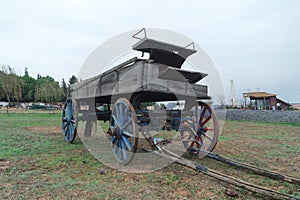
(200, 115), (211, 127)
(64, 125), (69, 136)
(118, 103), (125, 122)
(120, 107), (130, 127)
(68, 123), (74, 138)
(112, 140), (120, 158)
(115, 106), (120, 122)
(118, 104), (124, 123)
(200, 138), (206, 150)
(120, 140), (128, 161)
(117, 140), (124, 161)
(62, 121), (67, 128)
(190, 141), (194, 147)
(195, 137), (201, 148)
(67, 129), (72, 140)
(111, 114), (120, 128)
(121, 118), (132, 130)
(203, 133), (213, 142)
(111, 136), (118, 145)
(199, 106), (207, 124)
(122, 107), (129, 121)
(190, 127), (198, 137)
(112, 138), (119, 150)
(67, 104), (73, 116)
(123, 130), (134, 138)
(199, 135), (204, 145)
(122, 135), (133, 151)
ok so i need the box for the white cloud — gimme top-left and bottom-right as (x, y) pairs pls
(0, 0), (299, 102)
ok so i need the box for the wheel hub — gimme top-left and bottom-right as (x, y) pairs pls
(112, 126), (122, 139)
(198, 126), (208, 135)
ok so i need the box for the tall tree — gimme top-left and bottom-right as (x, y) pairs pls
(24, 67), (29, 77)
(61, 78), (68, 101)
(0, 65), (23, 105)
(0, 70), (4, 101)
(22, 68), (37, 102)
(35, 76), (64, 103)
(69, 75), (78, 85)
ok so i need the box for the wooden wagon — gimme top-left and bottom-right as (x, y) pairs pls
(62, 29), (219, 165)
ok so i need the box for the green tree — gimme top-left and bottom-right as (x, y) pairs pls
(0, 70), (4, 101)
(69, 75), (78, 85)
(35, 76), (64, 103)
(22, 67), (37, 102)
(61, 78), (68, 101)
(24, 67), (29, 77)
(0, 65), (23, 106)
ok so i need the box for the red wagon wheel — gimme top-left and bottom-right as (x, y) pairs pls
(180, 101), (219, 155)
(110, 98), (139, 165)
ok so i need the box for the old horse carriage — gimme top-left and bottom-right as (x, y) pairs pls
(61, 29), (300, 200)
(62, 29), (219, 165)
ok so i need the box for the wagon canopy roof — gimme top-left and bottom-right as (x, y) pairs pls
(132, 38), (196, 69)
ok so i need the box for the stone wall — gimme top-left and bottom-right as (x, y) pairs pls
(225, 109), (300, 123)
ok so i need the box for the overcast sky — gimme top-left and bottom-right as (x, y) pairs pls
(0, 0), (299, 103)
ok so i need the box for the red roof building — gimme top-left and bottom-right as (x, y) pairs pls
(243, 92), (291, 110)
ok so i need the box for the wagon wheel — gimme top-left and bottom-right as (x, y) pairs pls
(62, 98), (78, 143)
(110, 98), (138, 165)
(180, 101), (219, 156)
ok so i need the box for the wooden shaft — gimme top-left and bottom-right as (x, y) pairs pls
(152, 149), (299, 200)
(203, 151), (300, 185)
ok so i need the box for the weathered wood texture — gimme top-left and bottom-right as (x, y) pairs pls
(70, 59), (209, 102)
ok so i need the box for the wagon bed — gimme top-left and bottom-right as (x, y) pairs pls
(70, 37), (210, 103)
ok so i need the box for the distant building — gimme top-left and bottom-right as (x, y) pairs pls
(243, 92), (291, 110)
(291, 103), (300, 110)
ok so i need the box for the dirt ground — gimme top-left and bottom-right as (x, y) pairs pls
(0, 115), (299, 199)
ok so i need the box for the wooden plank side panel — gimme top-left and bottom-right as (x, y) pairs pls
(71, 61), (209, 100)
(192, 84), (208, 98)
(144, 63), (168, 93)
(97, 82), (115, 97)
(117, 64), (141, 94)
(71, 78), (99, 99)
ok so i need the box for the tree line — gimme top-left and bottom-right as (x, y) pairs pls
(0, 65), (78, 104)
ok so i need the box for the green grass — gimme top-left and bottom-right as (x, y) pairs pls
(0, 127), (82, 158)
(0, 113), (299, 199)
(226, 119), (300, 127)
(0, 113), (60, 128)
(218, 135), (236, 142)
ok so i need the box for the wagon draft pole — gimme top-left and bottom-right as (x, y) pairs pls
(62, 28), (300, 200)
